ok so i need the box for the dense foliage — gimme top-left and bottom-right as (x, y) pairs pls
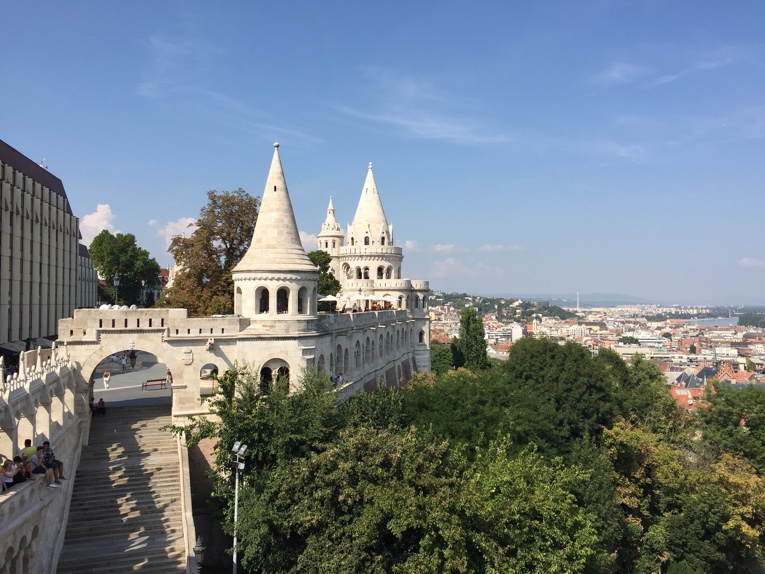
(177, 341), (765, 573)
(89, 230), (161, 305)
(739, 312), (765, 328)
(158, 189), (259, 315)
(307, 250), (341, 310)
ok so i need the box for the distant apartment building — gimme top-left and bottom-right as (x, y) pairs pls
(0, 139), (97, 350)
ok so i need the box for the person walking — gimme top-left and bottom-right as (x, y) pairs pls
(121, 353), (127, 373)
(103, 369), (110, 389)
(129, 350), (137, 370)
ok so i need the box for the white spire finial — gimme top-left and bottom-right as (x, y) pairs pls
(274, 142), (280, 148)
(368, 162), (373, 170)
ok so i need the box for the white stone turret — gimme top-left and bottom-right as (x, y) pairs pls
(233, 143), (319, 320)
(317, 196), (344, 256)
(347, 163), (393, 248)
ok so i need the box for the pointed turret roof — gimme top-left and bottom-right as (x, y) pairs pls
(234, 143), (317, 273)
(351, 162), (389, 233)
(319, 196), (343, 235)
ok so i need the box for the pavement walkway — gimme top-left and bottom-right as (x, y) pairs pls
(91, 351), (172, 407)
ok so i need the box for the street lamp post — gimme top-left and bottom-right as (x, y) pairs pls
(231, 441), (248, 574)
(114, 275), (121, 305)
(194, 535), (206, 573)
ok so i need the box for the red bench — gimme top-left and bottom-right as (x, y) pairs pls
(142, 378), (167, 391)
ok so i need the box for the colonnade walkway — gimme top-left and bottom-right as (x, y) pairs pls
(57, 404), (185, 573)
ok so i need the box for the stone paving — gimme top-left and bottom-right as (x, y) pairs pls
(89, 351), (172, 408)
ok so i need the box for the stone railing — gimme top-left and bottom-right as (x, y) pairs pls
(0, 343), (86, 573)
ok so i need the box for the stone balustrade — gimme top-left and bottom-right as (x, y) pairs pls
(0, 343), (85, 573)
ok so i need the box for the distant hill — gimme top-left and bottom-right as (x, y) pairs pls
(487, 293), (653, 307)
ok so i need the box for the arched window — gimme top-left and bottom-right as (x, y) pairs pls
(332, 240), (336, 248)
(386, 266), (393, 279)
(414, 296), (420, 309)
(419, 330), (425, 343)
(257, 287), (270, 314)
(363, 267), (369, 279)
(298, 286), (308, 314)
(318, 354), (325, 372)
(423, 295), (428, 308)
(324, 241), (328, 248)
(356, 267), (362, 279)
(381, 236), (385, 245)
(350, 237), (355, 246)
(355, 341), (361, 369)
(277, 288), (289, 314)
(377, 266), (384, 279)
(364, 236), (370, 246)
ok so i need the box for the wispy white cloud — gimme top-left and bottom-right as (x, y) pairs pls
(432, 243), (456, 252)
(739, 257), (765, 268)
(80, 204), (119, 246)
(645, 51), (737, 89)
(431, 257), (503, 279)
(591, 62), (652, 87)
(138, 27), (221, 99)
(403, 240), (418, 251)
(592, 49), (739, 90)
(478, 244), (523, 253)
(337, 68), (506, 146)
(158, 217), (197, 251)
(300, 231), (318, 251)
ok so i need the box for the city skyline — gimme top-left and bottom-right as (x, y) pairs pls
(2, 2), (764, 305)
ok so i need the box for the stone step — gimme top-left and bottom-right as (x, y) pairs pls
(58, 405), (187, 573)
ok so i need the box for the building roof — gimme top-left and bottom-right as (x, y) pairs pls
(350, 163), (391, 242)
(233, 143), (317, 274)
(0, 139), (73, 216)
(318, 196), (343, 239)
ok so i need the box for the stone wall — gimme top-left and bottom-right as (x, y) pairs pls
(0, 345), (86, 573)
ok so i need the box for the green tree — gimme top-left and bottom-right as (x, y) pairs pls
(699, 382), (765, 471)
(502, 338), (619, 451)
(159, 189), (259, 315)
(746, 358), (757, 373)
(619, 336), (640, 345)
(89, 230), (161, 305)
(430, 341), (454, 375)
(307, 250), (341, 311)
(453, 307), (488, 371)
(690, 343), (697, 354)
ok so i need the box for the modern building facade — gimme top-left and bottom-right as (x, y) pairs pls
(0, 139), (97, 350)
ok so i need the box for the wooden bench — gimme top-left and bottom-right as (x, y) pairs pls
(142, 378), (167, 391)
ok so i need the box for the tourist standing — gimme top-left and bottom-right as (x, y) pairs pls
(121, 353), (127, 373)
(103, 370), (110, 389)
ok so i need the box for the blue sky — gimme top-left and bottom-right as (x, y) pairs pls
(2, 1), (764, 305)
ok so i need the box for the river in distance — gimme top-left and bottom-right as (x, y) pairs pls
(687, 317), (739, 327)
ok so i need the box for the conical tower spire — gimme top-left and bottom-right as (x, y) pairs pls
(351, 162), (389, 233)
(234, 143), (316, 273)
(322, 196), (341, 232)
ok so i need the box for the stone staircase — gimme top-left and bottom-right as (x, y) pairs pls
(57, 405), (186, 573)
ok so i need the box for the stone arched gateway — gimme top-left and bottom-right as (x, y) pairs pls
(57, 308), (240, 424)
